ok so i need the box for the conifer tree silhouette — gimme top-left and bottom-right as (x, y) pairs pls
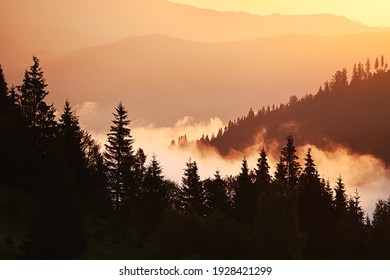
(203, 170), (231, 216)
(235, 158), (256, 225)
(104, 102), (135, 215)
(254, 148), (272, 191)
(138, 155), (168, 230)
(181, 159), (205, 215)
(279, 136), (301, 189)
(19, 56), (56, 156)
(298, 148), (334, 259)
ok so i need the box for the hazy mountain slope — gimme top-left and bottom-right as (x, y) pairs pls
(3, 32), (390, 132)
(198, 71), (390, 164)
(40, 32), (390, 126)
(0, 0), (386, 53)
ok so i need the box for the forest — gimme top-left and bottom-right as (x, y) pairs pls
(194, 56), (390, 164)
(1, 57), (390, 260)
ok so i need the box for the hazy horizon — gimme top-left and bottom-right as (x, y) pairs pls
(171, 0), (390, 27)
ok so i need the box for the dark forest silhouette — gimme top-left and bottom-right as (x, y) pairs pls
(1, 57), (390, 259)
(192, 56), (390, 165)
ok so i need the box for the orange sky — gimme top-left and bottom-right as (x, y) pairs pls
(172, 0), (390, 27)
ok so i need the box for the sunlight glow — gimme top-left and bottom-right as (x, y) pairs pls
(171, 0), (390, 27)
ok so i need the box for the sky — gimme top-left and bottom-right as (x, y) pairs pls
(172, 0), (390, 27)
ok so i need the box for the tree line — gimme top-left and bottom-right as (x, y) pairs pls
(1, 57), (390, 259)
(194, 55), (390, 165)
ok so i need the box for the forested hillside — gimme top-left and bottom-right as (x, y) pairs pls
(1, 57), (390, 260)
(196, 57), (390, 164)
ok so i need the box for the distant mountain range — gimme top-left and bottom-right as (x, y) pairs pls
(1, 0), (388, 52)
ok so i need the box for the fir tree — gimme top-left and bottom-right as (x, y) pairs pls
(104, 102), (135, 215)
(203, 170), (231, 216)
(235, 158), (256, 225)
(346, 189), (366, 256)
(334, 176), (347, 218)
(254, 148), (271, 190)
(139, 154), (168, 230)
(351, 63), (358, 83)
(365, 58), (372, 78)
(181, 159), (205, 215)
(331, 176), (351, 258)
(347, 189), (365, 224)
(298, 148), (334, 259)
(58, 100), (104, 212)
(143, 155), (166, 199)
(375, 57), (379, 72)
(18, 56), (57, 155)
(280, 135), (301, 188)
(19, 56), (55, 128)
(381, 55), (385, 70)
(58, 100), (86, 178)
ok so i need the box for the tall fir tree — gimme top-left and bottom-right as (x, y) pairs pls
(104, 102), (135, 215)
(19, 56), (57, 156)
(203, 170), (231, 216)
(365, 58), (372, 78)
(58, 100), (88, 187)
(278, 135), (301, 189)
(375, 57), (379, 72)
(181, 159), (205, 215)
(347, 189), (365, 224)
(58, 100), (109, 215)
(138, 155), (168, 230)
(298, 148), (334, 259)
(334, 176), (347, 218)
(351, 63), (358, 84)
(381, 55), (385, 70)
(235, 158), (256, 225)
(59, 100), (82, 141)
(254, 148), (271, 191)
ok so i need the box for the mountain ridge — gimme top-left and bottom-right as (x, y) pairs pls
(1, 0), (388, 53)
(194, 68), (390, 164)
